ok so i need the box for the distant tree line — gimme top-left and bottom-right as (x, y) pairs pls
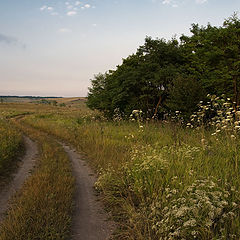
(87, 14), (240, 119)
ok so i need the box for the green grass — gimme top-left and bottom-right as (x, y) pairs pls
(0, 103), (240, 239)
(0, 119), (23, 181)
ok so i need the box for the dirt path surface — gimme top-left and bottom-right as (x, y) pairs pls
(61, 143), (115, 240)
(0, 136), (38, 222)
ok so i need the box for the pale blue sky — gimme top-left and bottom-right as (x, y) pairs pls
(0, 0), (239, 96)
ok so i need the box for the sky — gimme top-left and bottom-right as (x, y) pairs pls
(0, 0), (239, 97)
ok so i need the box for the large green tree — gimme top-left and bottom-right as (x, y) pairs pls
(87, 14), (240, 119)
(180, 14), (240, 106)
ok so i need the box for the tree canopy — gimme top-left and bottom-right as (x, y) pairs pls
(87, 14), (240, 119)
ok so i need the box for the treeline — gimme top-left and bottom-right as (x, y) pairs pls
(87, 14), (240, 119)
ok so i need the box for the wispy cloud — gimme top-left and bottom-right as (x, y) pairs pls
(67, 11), (77, 16)
(40, 1), (94, 17)
(195, 0), (208, 4)
(75, 1), (81, 6)
(40, 5), (47, 11)
(40, 5), (56, 15)
(58, 28), (72, 33)
(160, 0), (208, 7)
(40, 5), (54, 11)
(162, 0), (178, 7)
(0, 33), (25, 48)
(84, 4), (91, 8)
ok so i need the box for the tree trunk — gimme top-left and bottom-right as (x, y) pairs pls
(233, 75), (240, 107)
(154, 95), (162, 116)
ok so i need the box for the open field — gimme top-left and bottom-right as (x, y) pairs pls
(0, 101), (239, 239)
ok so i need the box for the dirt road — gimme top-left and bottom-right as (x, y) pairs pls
(0, 133), (115, 239)
(61, 143), (115, 240)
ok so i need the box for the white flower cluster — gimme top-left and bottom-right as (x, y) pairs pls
(113, 108), (124, 122)
(149, 178), (239, 239)
(162, 144), (201, 160)
(188, 95), (240, 138)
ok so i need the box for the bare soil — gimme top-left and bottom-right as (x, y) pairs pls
(61, 143), (116, 240)
(0, 136), (38, 222)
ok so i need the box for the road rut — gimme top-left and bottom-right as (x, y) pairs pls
(61, 143), (115, 240)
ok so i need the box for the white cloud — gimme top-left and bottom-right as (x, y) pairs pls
(162, 0), (178, 7)
(92, 23), (97, 27)
(67, 11), (77, 16)
(58, 28), (72, 33)
(40, 5), (55, 13)
(162, 0), (172, 4)
(75, 1), (81, 6)
(196, 0), (208, 4)
(84, 4), (91, 8)
(65, 2), (70, 5)
(40, 5), (47, 11)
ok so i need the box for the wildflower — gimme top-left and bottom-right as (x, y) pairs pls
(183, 219), (196, 227)
(132, 110), (139, 114)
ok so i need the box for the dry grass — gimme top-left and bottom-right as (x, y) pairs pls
(0, 117), (74, 240)
(0, 119), (23, 182)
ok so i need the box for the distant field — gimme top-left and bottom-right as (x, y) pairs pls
(0, 97), (39, 103)
(0, 96), (87, 109)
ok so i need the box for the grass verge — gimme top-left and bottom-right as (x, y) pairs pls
(0, 119), (23, 183)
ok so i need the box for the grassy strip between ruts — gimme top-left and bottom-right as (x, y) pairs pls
(0, 118), (74, 240)
(0, 119), (23, 183)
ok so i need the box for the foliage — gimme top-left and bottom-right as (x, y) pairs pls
(87, 14), (240, 119)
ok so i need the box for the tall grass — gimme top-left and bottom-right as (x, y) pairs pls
(1, 102), (240, 239)
(0, 119), (23, 180)
(20, 110), (240, 239)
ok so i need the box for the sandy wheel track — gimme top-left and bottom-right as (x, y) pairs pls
(0, 136), (38, 222)
(61, 143), (115, 240)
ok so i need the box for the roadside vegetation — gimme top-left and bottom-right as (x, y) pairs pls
(7, 95), (237, 240)
(0, 119), (23, 182)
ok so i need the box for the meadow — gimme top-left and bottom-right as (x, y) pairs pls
(0, 98), (239, 239)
